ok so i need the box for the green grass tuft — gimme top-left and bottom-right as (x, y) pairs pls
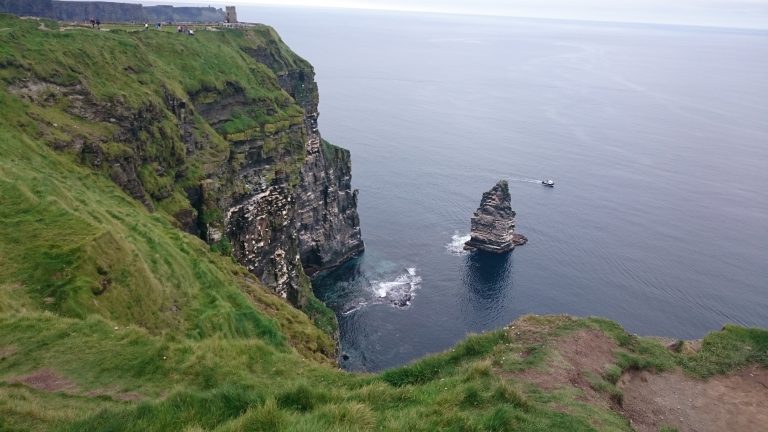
(276, 383), (329, 412)
(381, 331), (507, 387)
(681, 325), (768, 378)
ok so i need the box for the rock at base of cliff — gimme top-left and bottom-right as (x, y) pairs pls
(464, 179), (526, 253)
(512, 233), (528, 246)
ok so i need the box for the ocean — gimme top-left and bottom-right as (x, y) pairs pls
(238, 6), (768, 372)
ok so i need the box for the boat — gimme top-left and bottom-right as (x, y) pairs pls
(541, 179), (555, 187)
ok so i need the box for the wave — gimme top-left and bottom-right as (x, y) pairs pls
(339, 267), (422, 315)
(341, 301), (368, 316)
(370, 267), (422, 308)
(503, 176), (543, 184)
(446, 232), (471, 256)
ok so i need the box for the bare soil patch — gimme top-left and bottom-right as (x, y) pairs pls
(0, 345), (17, 360)
(86, 386), (143, 401)
(514, 329), (617, 393)
(8, 369), (143, 401)
(9, 368), (78, 393)
(501, 328), (620, 417)
(619, 364), (768, 432)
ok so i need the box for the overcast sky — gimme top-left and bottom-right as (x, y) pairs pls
(132, 0), (768, 29)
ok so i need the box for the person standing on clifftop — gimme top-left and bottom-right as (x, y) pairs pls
(96, 19), (100, 29)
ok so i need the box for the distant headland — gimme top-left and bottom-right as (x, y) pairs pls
(0, 0), (237, 23)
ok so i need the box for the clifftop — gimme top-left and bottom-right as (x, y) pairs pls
(0, 0), (225, 23)
(0, 14), (365, 350)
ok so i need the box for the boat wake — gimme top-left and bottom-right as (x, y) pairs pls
(446, 231), (471, 256)
(504, 175), (543, 184)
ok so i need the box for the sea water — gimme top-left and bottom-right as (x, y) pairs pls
(238, 6), (768, 371)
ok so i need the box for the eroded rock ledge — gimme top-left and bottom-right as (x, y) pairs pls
(464, 180), (527, 253)
(7, 26), (363, 319)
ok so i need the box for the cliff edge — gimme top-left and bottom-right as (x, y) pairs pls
(0, 0), (225, 23)
(1, 16), (362, 337)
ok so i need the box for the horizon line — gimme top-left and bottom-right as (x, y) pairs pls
(139, 0), (768, 31)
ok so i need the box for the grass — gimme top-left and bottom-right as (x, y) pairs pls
(381, 331), (508, 386)
(584, 371), (623, 405)
(0, 12), (310, 208)
(680, 324), (768, 378)
(0, 11), (331, 333)
(0, 13), (766, 432)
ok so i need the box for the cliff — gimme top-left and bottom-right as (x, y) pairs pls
(144, 6), (225, 23)
(1, 15), (765, 432)
(0, 16), (363, 336)
(0, 0), (224, 22)
(191, 28), (365, 317)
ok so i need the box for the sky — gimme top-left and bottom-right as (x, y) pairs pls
(132, 0), (768, 29)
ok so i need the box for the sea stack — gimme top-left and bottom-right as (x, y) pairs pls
(464, 180), (527, 253)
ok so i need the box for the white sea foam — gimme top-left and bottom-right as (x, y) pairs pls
(446, 232), (471, 256)
(370, 268), (421, 308)
(504, 176), (542, 184)
(342, 301), (367, 316)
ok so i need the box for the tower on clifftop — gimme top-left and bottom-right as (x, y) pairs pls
(225, 6), (238, 23)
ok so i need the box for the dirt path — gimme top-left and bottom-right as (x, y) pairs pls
(500, 322), (768, 431)
(514, 329), (617, 392)
(501, 328), (620, 412)
(6, 368), (143, 401)
(9, 368), (79, 393)
(619, 364), (768, 432)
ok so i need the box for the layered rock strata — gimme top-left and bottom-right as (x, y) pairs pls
(464, 180), (526, 253)
(8, 26), (363, 322)
(197, 50), (365, 304)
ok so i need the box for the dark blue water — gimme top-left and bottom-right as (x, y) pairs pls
(239, 7), (768, 372)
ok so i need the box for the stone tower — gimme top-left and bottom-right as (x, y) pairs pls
(225, 6), (238, 23)
(464, 180), (527, 253)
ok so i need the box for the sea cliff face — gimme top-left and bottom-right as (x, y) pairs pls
(2, 22), (361, 332)
(196, 41), (365, 305)
(192, 37), (365, 313)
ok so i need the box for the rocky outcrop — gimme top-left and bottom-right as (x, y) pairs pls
(225, 180), (305, 303)
(464, 180), (526, 253)
(290, 68), (363, 275)
(230, 44), (364, 285)
(296, 136), (364, 275)
(182, 34), (364, 308)
(5, 23), (361, 337)
(193, 62), (364, 303)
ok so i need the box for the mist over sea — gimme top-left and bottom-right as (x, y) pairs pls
(239, 6), (768, 371)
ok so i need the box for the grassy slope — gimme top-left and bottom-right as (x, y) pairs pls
(0, 13), (334, 335)
(0, 16), (766, 432)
